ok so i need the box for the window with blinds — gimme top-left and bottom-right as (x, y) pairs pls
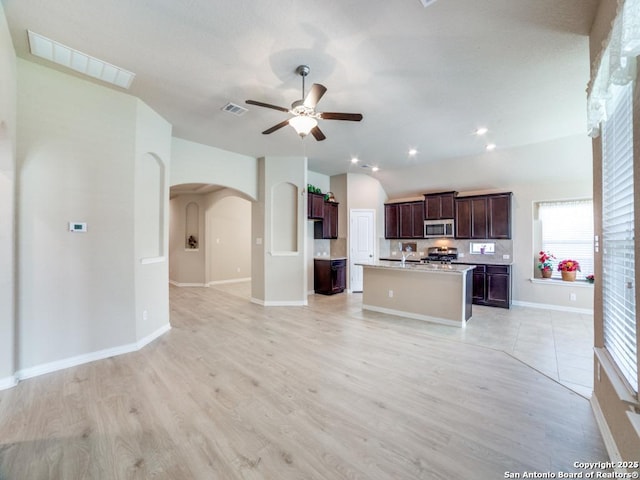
(601, 82), (637, 393)
(538, 200), (594, 280)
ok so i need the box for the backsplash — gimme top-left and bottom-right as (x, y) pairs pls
(379, 238), (513, 265)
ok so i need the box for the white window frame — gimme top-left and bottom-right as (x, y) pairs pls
(534, 200), (594, 281)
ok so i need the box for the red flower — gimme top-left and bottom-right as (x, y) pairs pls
(557, 259), (581, 272)
(537, 251), (555, 270)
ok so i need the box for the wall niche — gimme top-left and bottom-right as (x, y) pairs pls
(185, 201), (199, 250)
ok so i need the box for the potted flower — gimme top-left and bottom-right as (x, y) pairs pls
(558, 259), (581, 281)
(586, 274), (595, 284)
(537, 251), (555, 278)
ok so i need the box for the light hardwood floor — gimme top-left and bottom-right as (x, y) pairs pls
(0, 283), (608, 479)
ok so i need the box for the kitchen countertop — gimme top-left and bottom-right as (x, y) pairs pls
(379, 256), (513, 266)
(453, 260), (514, 266)
(314, 256), (347, 261)
(360, 260), (475, 274)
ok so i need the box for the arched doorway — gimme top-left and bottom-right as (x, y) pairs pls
(169, 183), (253, 298)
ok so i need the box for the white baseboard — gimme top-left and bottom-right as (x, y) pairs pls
(137, 323), (172, 350)
(12, 323), (171, 386)
(16, 343), (139, 381)
(512, 300), (594, 315)
(170, 278), (251, 287)
(0, 375), (18, 391)
(169, 280), (207, 287)
(590, 394), (623, 464)
(207, 277), (251, 286)
(250, 297), (308, 306)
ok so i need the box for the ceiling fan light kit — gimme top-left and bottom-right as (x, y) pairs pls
(246, 65), (363, 141)
(288, 115), (318, 137)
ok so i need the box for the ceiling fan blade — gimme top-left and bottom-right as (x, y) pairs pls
(303, 83), (327, 109)
(310, 126), (326, 141)
(246, 99), (290, 113)
(320, 112), (363, 121)
(262, 119), (290, 135)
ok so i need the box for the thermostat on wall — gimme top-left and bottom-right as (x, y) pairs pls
(69, 222), (87, 233)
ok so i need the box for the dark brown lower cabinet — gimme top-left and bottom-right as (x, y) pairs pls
(314, 258), (346, 295)
(468, 264), (511, 308)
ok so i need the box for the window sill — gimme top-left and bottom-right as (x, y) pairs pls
(594, 347), (639, 408)
(529, 278), (594, 288)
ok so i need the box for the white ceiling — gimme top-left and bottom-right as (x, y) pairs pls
(3, 0), (599, 195)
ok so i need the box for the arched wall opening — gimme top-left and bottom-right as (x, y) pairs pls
(169, 183), (252, 290)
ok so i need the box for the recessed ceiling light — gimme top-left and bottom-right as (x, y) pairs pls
(27, 30), (135, 89)
(475, 127), (488, 136)
(351, 157), (359, 164)
(408, 148), (418, 156)
(371, 166), (380, 172)
(486, 143), (497, 151)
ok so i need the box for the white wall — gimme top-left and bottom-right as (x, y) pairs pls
(15, 58), (172, 376)
(252, 156), (307, 305)
(170, 137), (258, 200)
(0, 2), (16, 385)
(134, 101), (172, 342)
(205, 191), (251, 284)
(169, 194), (207, 285)
(17, 59), (137, 370)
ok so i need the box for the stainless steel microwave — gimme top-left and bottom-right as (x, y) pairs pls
(424, 219), (455, 238)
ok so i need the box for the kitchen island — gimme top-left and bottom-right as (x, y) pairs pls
(358, 261), (475, 328)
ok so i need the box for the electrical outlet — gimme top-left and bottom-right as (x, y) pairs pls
(570, 293), (576, 301)
(143, 310), (148, 320)
(503, 254), (510, 260)
(388, 290), (394, 298)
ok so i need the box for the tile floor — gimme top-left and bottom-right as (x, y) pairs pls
(407, 304), (595, 398)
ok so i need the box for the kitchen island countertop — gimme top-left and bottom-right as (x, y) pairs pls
(361, 260), (475, 274)
(357, 261), (474, 327)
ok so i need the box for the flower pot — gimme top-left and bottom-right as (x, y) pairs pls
(541, 269), (552, 279)
(561, 270), (576, 282)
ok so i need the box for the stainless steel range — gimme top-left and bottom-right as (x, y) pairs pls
(422, 246), (458, 264)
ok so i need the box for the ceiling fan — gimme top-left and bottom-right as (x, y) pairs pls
(246, 65), (363, 141)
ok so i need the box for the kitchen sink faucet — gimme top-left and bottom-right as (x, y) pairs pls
(400, 243), (414, 267)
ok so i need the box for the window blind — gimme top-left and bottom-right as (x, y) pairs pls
(539, 200), (594, 280)
(602, 82), (637, 393)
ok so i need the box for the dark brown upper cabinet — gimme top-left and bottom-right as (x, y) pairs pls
(385, 203), (399, 239)
(314, 201), (339, 239)
(424, 192), (457, 220)
(455, 192), (512, 239)
(386, 201), (423, 239)
(307, 192), (325, 219)
(487, 194), (512, 239)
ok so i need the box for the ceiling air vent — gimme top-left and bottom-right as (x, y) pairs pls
(222, 102), (248, 116)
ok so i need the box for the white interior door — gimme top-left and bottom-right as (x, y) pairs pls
(349, 209), (376, 292)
